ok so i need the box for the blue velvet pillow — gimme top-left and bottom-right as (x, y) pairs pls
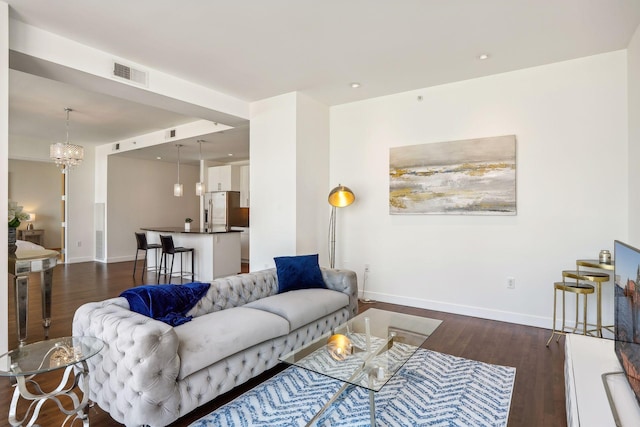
(275, 254), (326, 294)
(120, 282), (210, 326)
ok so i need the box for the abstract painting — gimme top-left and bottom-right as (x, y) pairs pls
(390, 135), (516, 215)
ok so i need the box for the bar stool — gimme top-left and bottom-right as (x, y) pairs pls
(158, 235), (195, 284)
(546, 271), (595, 346)
(133, 232), (162, 281)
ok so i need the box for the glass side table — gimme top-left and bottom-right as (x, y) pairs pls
(0, 336), (104, 427)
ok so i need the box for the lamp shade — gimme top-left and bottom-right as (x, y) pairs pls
(195, 181), (204, 196)
(328, 185), (355, 207)
(26, 212), (36, 230)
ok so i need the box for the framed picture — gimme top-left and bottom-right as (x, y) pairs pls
(389, 135), (516, 215)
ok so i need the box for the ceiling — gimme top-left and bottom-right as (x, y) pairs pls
(6, 1), (640, 164)
(9, 70), (250, 165)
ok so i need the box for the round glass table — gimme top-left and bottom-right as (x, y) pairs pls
(0, 336), (104, 427)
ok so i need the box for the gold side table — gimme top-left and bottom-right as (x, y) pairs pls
(546, 276), (595, 346)
(8, 249), (59, 346)
(567, 265), (612, 337)
(576, 259), (615, 337)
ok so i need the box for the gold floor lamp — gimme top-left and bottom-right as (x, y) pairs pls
(328, 184), (355, 269)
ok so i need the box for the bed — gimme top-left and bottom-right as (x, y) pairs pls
(16, 239), (45, 251)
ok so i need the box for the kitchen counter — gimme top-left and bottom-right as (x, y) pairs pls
(141, 226), (241, 234)
(142, 227), (241, 281)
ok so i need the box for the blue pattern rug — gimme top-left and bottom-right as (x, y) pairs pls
(190, 349), (516, 427)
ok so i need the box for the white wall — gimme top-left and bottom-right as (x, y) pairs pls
(8, 159), (62, 248)
(295, 93), (330, 263)
(9, 131), (97, 262)
(250, 93), (298, 270)
(1, 0), (9, 355)
(629, 25), (640, 246)
(330, 51), (628, 328)
(65, 144), (96, 262)
(249, 92), (331, 270)
(106, 156), (200, 262)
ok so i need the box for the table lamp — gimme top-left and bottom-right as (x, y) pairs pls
(26, 213), (36, 230)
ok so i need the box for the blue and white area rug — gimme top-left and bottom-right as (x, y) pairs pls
(190, 349), (516, 427)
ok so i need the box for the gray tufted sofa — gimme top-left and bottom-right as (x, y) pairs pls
(72, 267), (357, 427)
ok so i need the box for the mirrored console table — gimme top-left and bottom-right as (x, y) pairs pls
(8, 249), (59, 346)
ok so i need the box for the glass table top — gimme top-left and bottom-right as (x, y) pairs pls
(280, 308), (441, 392)
(0, 337), (104, 377)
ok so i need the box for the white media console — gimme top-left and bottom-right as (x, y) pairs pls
(565, 334), (640, 426)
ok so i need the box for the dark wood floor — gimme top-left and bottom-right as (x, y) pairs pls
(2, 261), (567, 427)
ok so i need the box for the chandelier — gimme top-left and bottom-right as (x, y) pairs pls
(50, 107), (84, 168)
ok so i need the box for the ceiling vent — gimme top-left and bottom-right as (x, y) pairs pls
(113, 62), (148, 86)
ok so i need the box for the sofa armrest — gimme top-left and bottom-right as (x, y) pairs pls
(72, 297), (181, 426)
(321, 268), (358, 318)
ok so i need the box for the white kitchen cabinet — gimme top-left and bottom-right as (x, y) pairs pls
(240, 165), (250, 207)
(207, 165), (240, 192)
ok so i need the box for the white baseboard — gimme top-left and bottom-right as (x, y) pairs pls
(65, 256), (95, 264)
(106, 255), (137, 263)
(362, 290), (550, 329)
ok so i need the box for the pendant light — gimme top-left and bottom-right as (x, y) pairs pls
(174, 144), (183, 197)
(50, 107), (84, 168)
(195, 140), (205, 196)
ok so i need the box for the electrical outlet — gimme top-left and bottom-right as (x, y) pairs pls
(364, 264), (370, 273)
(507, 277), (515, 289)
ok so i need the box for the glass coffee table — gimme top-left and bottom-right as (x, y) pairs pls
(0, 336), (104, 427)
(280, 308), (441, 426)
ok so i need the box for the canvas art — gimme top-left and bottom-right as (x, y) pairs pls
(389, 135), (516, 215)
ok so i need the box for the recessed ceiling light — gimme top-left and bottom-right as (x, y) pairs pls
(228, 153), (233, 157)
(350, 82), (361, 88)
(156, 156), (162, 160)
(478, 53), (490, 60)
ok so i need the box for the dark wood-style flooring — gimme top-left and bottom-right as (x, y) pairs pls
(2, 261), (567, 426)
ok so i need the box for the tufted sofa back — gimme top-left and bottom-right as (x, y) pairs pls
(188, 268), (279, 317)
(186, 267), (359, 319)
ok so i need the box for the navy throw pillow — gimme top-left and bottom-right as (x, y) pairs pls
(275, 254), (326, 294)
(120, 282), (210, 326)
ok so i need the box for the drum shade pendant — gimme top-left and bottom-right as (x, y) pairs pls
(328, 184), (355, 268)
(50, 108), (84, 168)
(174, 144), (183, 197)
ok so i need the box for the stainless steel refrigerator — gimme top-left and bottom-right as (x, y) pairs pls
(204, 191), (244, 229)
